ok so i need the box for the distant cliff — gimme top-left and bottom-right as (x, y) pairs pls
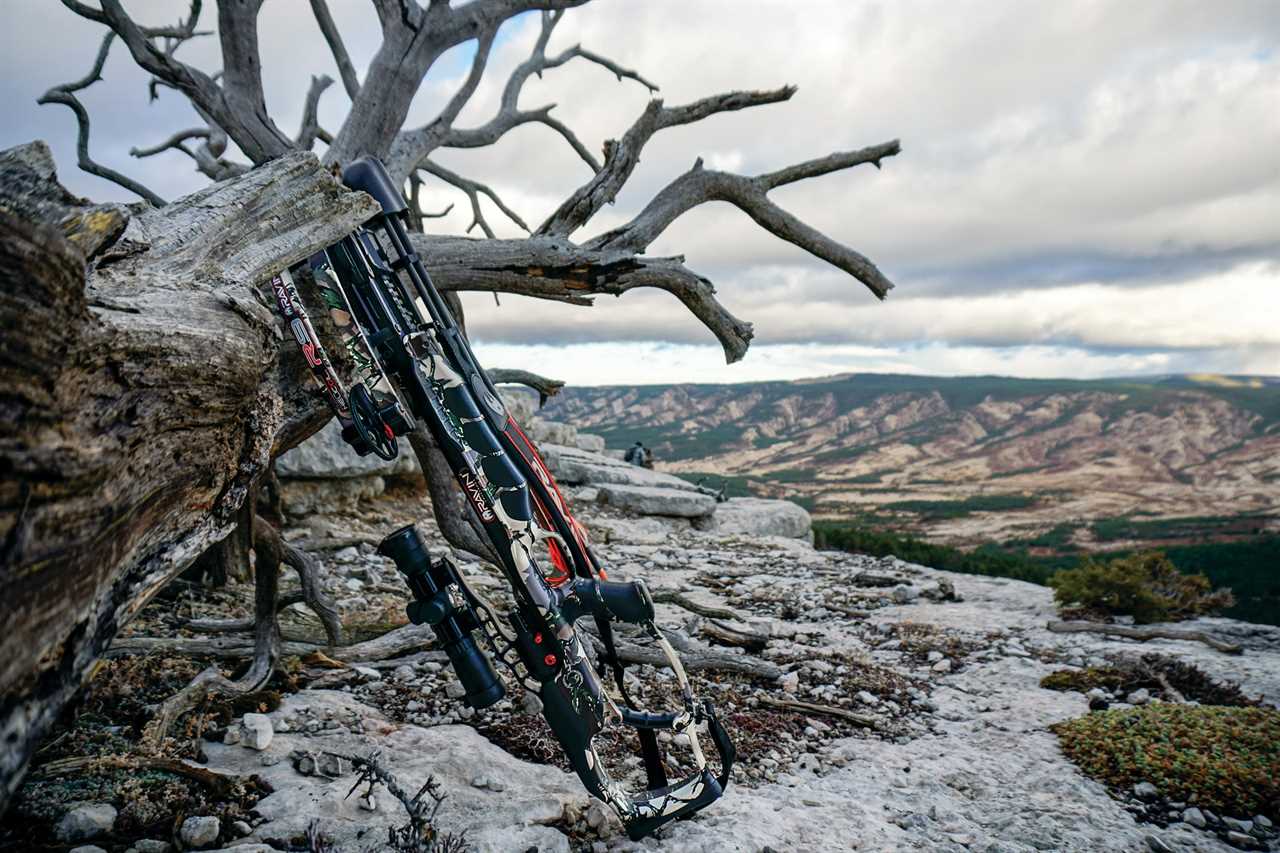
(543, 373), (1280, 550)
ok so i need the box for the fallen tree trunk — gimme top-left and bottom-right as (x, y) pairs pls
(0, 141), (377, 812)
(1046, 620), (1243, 655)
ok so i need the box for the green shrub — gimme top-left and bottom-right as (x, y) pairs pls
(1053, 704), (1280, 819)
(1049, 551), (1234, 624)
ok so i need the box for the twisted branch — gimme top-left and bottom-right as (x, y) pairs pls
(38, 32), (167, 206)
(418, 160), (529, 238)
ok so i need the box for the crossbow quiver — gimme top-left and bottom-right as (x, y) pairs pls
(270, 158), (734, 840)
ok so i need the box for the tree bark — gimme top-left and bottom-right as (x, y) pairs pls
(0, 141), (376, 812)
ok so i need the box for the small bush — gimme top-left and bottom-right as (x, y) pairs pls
(1049, 551), (1233, 624)
(1053, 704), (1280, 819)
(1040, 654), (1258, 707)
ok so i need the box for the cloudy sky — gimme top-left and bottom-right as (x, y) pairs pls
(3, 1), (1277, 385)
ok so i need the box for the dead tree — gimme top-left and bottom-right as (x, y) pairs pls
(0, 0), (902, 811)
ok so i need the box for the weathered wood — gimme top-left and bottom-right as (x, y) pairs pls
(1046, 620), (1243, 655)
(758, 695), (881, 730)
(0, 142), (376, 811)
(108, 623), (440, 664)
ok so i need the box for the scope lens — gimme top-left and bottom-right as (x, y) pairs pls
(378, 525), (432, 576)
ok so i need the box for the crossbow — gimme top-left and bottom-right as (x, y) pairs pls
(268, 158), (734, 840)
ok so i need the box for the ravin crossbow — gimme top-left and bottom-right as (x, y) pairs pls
(268, 158), (734, 840)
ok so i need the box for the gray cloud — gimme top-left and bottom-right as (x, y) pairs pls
(2, 1), (1277, 381)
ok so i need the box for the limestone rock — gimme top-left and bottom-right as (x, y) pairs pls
(575, 432), (607, 453)
(280, 475), (385, 516)
(538, 443), (699, 492)
(202, 691), (579, 853)
(179, 815), (221, 849)
(240, 713), (274, 750)
(588, 516), (681, 545)
(56, 803), (117, 842)
(709, 497), (812, 541)
(276, 419), (419, 479)
(595, 483), (716, 519)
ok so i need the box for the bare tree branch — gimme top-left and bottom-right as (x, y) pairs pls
(38, 32), (167, 206)
(537, 85), (797, 236)
(488, 368), (565, 405)
(309, 0), (361, 99)
(296, 74), (335, 150)
(128, 128), (213, 170)
(588, 141), (902, 298)
(413, 234), (755, 361)
(419, 160), (529, 238)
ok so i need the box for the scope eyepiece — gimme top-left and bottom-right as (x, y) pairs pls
(378, 525), (505, 709)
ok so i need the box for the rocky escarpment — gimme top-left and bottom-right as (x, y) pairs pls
(14, 394), (1277, 853)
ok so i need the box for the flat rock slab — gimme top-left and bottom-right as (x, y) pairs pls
(202, 691), (581, 853)
(539, 444), (700, 492)
(277, 419), (419, 480)
(710, 497), (812, 541)
(595, 483), (717, 519)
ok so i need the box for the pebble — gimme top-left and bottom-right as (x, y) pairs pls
(1226, 831), (1255, 848)
(393, 665), (416, 681)
(778, 672), (800, 693)
(132, 842), (172, 853)
(1127, 688), (1151, 705)
(1223, 817), (1253, 834)
(231, 820), (252, 837)
(445, 681), (467, 699)
(1182, 807), (1206, 828)
(931, 659), (953, 674)
(1255, 815), (1273, 830)
(1133, 782), (1159, 802)
(69, 847), (107, 853)
(1145, 836), (1174, 853)
(179, 815), (221, 849)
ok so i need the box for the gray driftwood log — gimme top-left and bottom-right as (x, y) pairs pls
(0, 142), (375, 811)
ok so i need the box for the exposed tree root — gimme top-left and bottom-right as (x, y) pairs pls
(651, 588), (743, 621)
(139, 516), (285, 753)
(700, 619), (770, 653)
(30, 754), (256, 799)
(112, 624), (443, 665)
(1046, 620), (1243, 655)
(758, 696), (881, 730)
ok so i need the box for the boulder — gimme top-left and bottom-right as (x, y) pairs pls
(201, 691), (580, 853)
(588, 516), (684, 545)
(525, 417), (578, 447)
(497, 388), (538, 422)
(596, 484), (717, 519)
(575, 432), (607, 453)
(709, 497), (812, 541)
(538, 444), (699, 492)
(56, 803), (117, 842)
(276, 419), (419, 480)
(280, 475), (385, 516)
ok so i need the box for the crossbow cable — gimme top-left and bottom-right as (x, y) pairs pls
(280, 157), (737, 840)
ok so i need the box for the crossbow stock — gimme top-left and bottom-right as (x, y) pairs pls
(268, 158), (734, 840)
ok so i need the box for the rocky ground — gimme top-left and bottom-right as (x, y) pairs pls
(8, 394), (1278, 853)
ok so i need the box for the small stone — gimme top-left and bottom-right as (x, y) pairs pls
(926, 650), (944, 663)
(1133, 781), (1159, 802)
(445, 681), (467, 699)
(274, 717), (292, 733)
(1145, 836), (1175, 853)
(1226, 831), (1255, 849)
(57, 803), (117, 842)
(240, 713), (274, 750)
(261, 752), (282, 767)
(222, 726), (242, 745)
(487, 777), (506, 792)
(1183, 807), (1206, 828)
(132, 841), (173, 853)
(1224, 818), (1254, 834)
(931, 659), (952, 674)
(393, 665), (416, 681)
(360, 794), (378, 812)
(1127, 688), (1151, 705)
(335, 546), (359, 562)
(520, 691), (543, 715)
(317, 753), (347, 777)
(856, 690), (878, 705)
(353, 666), (381, 680)
(69, 847), (107, 853)
(586, 801), (612, 831)
(891, 585), (918, 604)
(778, 672), (800, 693)
(231, 820), (252, 837)
(1254, 815), (1273, 830)
(179, 815), (221, 849)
